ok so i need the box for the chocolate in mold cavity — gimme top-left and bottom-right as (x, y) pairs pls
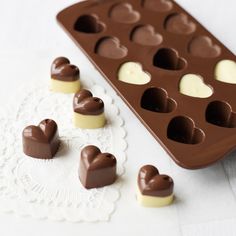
(153, 48), (186, 70)
(51, 57), (80, 81)
(74, 14), (104, 33)
(165, 13), (196, 35)
(167, 116), (205, 144)
(130, 25), (163, 46)
(73, 89), (104, 115)
(141, 87), (176, 113)
(79, 145), (117, 189)
(95, 37), (128, 59)
(142, 0), (173, 12)
(109, 2), (140, 24)
(206, 101), (236, 128)
(188, 36), (221, 58)
(138, 165), (174, 197)
(22, 119), (60, 159)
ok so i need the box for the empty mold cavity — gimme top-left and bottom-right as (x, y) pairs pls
(74, 15), (104, 33)
(109, 3), (140, 24)
(142, 0), (173, 12)
(188, 36), (221, 58)
(153, 48), (186, 70)
(206, 101), (236, 128)
(167, 116), (204, 144)
(164, 13), (196, 35)
(130, 25), (163, 46)
(141, 87), (176, 113)
(95, 37), (128, 59)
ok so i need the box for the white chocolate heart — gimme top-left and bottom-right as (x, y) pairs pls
(215, 60), (236, 84)
(118, 62), (151, 85)
(179, 74), (213, 98)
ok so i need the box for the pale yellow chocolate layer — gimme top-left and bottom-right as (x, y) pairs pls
(50, 78), (80, 94)
(215, 60), (236, 84)
(73, 112), (106, 129)
(136, 188), (174, 207)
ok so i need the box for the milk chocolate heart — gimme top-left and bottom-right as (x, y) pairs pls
(138, 165), (174, 197)
(51, 57), (80, 81)
(206, 101), (236, 128)
(131, 25), (163, 46)
(95, 37), (127, 59)
(22, 119), (60, 159)
(79, 145), (117, 189)
(215, 60), (236, 84)
(142, 0), (173, 12)
(74, 14), (104, 33)
(153, 48), (186, 70)
(188, 36), (221, 58)
(165, 13), (196, 35)
(167, 116), (205, 144)
(109, 3), (140, 24)
(141, 87), (176, 113)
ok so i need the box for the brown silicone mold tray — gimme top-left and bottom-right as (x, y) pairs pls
(57, 0), (236, 169)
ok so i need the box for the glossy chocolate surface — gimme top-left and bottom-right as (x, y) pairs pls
(51, 57), (80, 81)
(22, 119), (60, 159)
(57, 0), (236, 169)
(73, 89), (104, 115)
(79, 145), (117, 189)
(138, 165), (173, 197)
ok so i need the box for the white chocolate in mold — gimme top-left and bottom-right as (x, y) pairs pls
(215, 60), (236, 84)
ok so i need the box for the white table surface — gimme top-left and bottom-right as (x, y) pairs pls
(1, 0), (236, 235)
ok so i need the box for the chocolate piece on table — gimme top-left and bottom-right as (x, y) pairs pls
(79, 145), (117, 189)
(73, 89), (105, 129)
(137, 165), (174, 207)
(22, 119), (60, 159)
(57, 0), (236, 169)
(50, 57), (80, 94)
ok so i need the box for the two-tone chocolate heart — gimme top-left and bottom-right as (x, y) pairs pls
(22, 119), (60, 159)
(79, 145), (117, 189)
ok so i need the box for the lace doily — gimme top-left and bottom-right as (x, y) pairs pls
(0, 80), (127, 222)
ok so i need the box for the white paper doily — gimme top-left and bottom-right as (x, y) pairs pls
(0, 80), (127, 222)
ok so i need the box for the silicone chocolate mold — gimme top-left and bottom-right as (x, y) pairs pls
(57, 0), (236, 169)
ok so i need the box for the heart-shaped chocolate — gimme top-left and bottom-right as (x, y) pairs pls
(74, 14), (104, 33)
(188, 36), (221, 58)
(51, 57), (80, 81)
(215, 60), (236, 84)
(79, 145), (117, 189)
(22, 119), (60, 159)
(131, 25), (163, 46)
(141, 87), (176, 113)
(153, 48), (186, 70)
(167, 116), (205, 144)
(179, 74), (213, 98)
(165, 13), (196, 35)
(73, 89), (104, 115)
(138, 165), (174, 197)
(95, 37), (127, 59)
(118, 62), (151, 85)
(142, 0), (173, 12)
(109, 3), (140, 24)
(206, 101), (236, 128)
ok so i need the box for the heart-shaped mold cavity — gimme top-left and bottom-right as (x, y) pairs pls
(95, 37), (128, 59)
(167, 116), (205, 144)
(164, 13), (196, 35)
(130, 25), (163, 46)
(74, 15), (104, 33)
(118, 62), (151, 85)
(141, 87), (176, 113)
(188, 36), (221, 58)
(142, 0), (173, 12)
(215, 60), (236, 84)
(153, 48), (186, 70)
(179, 74), (213, 98)
(109, 3), (140, 24)
(206, 101), (236, 128)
